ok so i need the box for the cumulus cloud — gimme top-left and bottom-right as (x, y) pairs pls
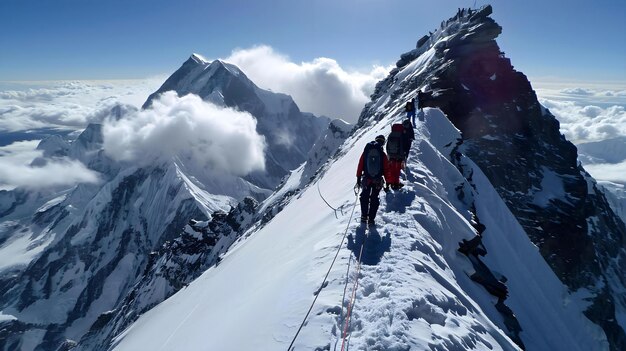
(0, 79), (163, 132)
(102, 91), (266, 176)
(534, 79), (626, 144)
(0, 140), (100, 190)
(581, 105), (603, 118)
(222, 45), (391, 123)
(539, 98), (626, 143)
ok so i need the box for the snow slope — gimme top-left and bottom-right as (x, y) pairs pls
(113, 108), (605, 350)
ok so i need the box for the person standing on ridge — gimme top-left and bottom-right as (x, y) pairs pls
(416, 90), (426, 122)
(405, 98), (416, 125)
(356, 135), (390, 226)
(401, 119), (415, 161)
(385, 124), (405, 190)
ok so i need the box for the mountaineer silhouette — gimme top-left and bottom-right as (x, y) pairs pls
(356, 135), (390, 226)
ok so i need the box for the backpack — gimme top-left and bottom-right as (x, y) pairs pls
(405, 101), (414, 112)
(363, 142), (384, 179)
(402, 119), (412, 130)
(386, 124), (404, 160)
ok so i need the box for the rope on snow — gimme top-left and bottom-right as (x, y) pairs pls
(317, 180), (345, 218)
(287, 194), (359, 351)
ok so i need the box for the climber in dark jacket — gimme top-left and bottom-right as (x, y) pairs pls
(416, 90), (426, 123)
(405, 99), (416, 123)
(356, 135), (390, 225)
(401, 119), (415, 160)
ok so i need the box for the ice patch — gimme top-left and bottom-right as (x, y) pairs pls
(532, 166), (568, 207)
(0, 311), (17, 322)
(36, 194), (67, 213)
(0, 226), (55, 272)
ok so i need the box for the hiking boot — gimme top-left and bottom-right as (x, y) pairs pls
(368, 218), (376, 227)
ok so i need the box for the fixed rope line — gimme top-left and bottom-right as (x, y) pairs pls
(287, 194), (359, 351)
(318, 181), (344, 218)
(334, 185), (362, 351)
(334, 250), (354, 351)
(340, 239), (365, 351)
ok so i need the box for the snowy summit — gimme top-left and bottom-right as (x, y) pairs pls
(0, 5), (624, 351)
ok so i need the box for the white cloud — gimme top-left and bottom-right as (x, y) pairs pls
(0, 140), (100, 190)
(581, 105), (602, 118)
(102, 91), (266, 176)
(559, 87), (595, 96)
(539, 98), (626, 144)
(533, 80), (626, 144)
(585, 161), (626, 183)
(223, 45), (391, 123)
(534, 80), (626, 105)
(0, 79), (163, 132)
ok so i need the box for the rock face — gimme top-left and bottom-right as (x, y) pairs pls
(144, 56), (329, 190)
(78, 197), (258, 351)
(363, 5), (625, 350)
(300, 118), (352, 185)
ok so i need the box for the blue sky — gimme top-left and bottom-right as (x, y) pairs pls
(0, 0), (624, 81)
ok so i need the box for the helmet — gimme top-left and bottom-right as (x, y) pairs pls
(375, 135), (386, 144)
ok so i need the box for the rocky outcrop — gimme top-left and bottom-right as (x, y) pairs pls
(360, 5), (626, 350)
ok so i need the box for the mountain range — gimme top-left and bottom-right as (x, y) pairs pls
(1, 5), (625, 351)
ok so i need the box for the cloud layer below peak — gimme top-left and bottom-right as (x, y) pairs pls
(533, 80), (626, 145)
(0, 140), (100, 190)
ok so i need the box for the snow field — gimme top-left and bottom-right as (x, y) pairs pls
(113, 106), (609, 351)
(112, 109), (516, 350)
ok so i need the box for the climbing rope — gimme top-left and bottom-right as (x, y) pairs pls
(332, 186), (363, 351)
(317, 180), (345, 219)
(340, 239), (365, 351)
(287, 194), (359, 351)
(334, 249), (354, 351)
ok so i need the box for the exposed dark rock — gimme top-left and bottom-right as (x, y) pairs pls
(416, 35), (429, 49)
(359, 5), (626, 350)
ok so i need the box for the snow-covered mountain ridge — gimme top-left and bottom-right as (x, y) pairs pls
(113, 109), (605, 350)
(361, 5), (625, 349)
(144, 56), (330, 190)
(112, 6), (616, 351)
(0, 58), (332, 349)
(2, 5), (624, 351)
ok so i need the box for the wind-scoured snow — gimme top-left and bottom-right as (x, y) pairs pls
(532, 166), (569, 208)
(113, 108), (605, 350)
(0, 311), (16, 322)
(258, 163), (304, 214)
(0, 224), (55, 272)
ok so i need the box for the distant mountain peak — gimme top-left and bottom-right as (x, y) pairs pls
(190, 53), (209, 64)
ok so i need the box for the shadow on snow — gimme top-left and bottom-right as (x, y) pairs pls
(347, 224), (391, 266)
